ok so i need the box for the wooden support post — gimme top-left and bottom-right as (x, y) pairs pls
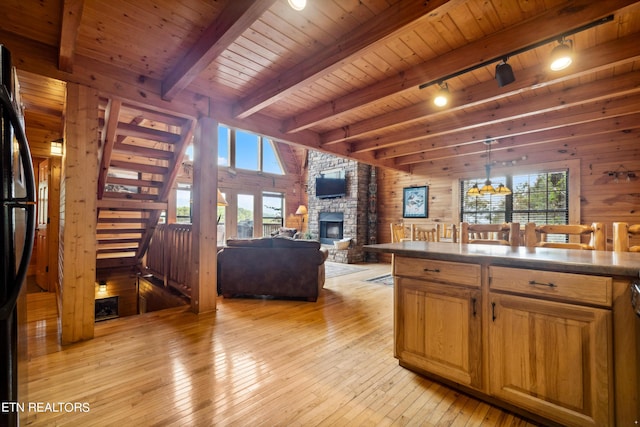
(60, 83), (99, 344)
(191, 117), (218, 313)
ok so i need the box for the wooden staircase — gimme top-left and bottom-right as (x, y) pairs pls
(96, 98), (195, 271)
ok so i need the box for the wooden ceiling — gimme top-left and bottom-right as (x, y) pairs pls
(2, 0), (640, 172)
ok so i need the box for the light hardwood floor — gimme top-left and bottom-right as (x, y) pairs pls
(24, 263), (538, 426)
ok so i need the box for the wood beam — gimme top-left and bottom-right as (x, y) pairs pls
(161, 0), (277, 100)
(235, 0), (460, 120)
(0, 27), (209, 120)
(281, 0), (637, 133)
(58, 0), (85, 73)
(322, 33), (640, 146)
(190, 117), (219, 313)
(369, 70), (640, 159)
(392, 97), (640, 167)
(60, 83), (99, 345)
(97, 99), (121, 200)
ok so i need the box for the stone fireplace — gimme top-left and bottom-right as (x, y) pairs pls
(307, 152), (377, 264)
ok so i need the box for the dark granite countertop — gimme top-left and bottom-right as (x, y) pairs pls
(364, 242), (640, 278)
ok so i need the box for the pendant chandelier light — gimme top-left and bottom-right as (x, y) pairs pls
(467, 140), (511, 197)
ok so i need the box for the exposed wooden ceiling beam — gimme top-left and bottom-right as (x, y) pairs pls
(392, 94), (640, 166)
(357, 69), (640, 157)
(161, 0), (277, 101)
(58, 0), (85, 73)
(281, 0), (638, 134)
(233, 0), (461, 119)
(322, 33), (640, 147)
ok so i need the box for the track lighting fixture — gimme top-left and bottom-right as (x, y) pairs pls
(288, 0), (306, 11)
(433, 82), (449, 107)
(549, 38), (573, 71)
(495, 59), (515, 87)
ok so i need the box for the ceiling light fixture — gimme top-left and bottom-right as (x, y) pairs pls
(467, 140), (511, 197)
(549, 38), (574, 71)
(288, 0), (306, 11)
(433, 82), (450, 107)
(495, 58), (515, 87)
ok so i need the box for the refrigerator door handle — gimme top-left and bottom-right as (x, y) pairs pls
(0, 85), (37, 320)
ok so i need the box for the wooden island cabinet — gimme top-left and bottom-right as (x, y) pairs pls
(366, 242), (640, 427)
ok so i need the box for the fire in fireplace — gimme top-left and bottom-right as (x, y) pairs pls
(319, 212), (344, 244)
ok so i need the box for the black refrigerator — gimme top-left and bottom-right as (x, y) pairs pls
(0, 45), (36, 427)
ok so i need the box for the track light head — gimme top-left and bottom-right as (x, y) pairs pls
(550, 39), (573, 71)
(433, 82), (449, 107)
(288, 0), (306, 11)
(495, 60), (515, 87)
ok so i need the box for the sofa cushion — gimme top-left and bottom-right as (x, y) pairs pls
(226, 237), (273, 248)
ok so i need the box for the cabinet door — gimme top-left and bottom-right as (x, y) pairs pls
(488, 293), (612, 427)
(396, 278), (482, 389)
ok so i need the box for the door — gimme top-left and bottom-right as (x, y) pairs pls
(396, 277), (482, 388)
(488, 293), (613, 427)
(35, 159), (49, 289)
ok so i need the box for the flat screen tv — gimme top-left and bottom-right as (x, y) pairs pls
(315, 176), (346, 199)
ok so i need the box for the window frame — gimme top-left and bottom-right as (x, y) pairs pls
(453, 159), (581, 225)
(218, 125), (284, 175)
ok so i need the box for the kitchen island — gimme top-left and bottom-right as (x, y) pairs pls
(364, 241), (640, 427)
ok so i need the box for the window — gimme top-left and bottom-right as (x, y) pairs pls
(237, 194), (254, 238)
(235, 130), (259, 171)
(218, 126), (229, 167)
(461, 170), (568, 225)
(176, 183), (192, 224)
(262, 192), (284, 236)
(217, 125), (284, 174)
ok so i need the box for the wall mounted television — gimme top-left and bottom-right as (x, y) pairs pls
(315, 169), (346, 199)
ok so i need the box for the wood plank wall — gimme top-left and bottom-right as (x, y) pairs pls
(376, 134), (640, 260)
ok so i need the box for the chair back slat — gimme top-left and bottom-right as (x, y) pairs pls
(411, 224), (439, 242)
(460, 222), (520, 246)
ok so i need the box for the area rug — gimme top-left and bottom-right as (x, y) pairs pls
(325, 262), (366, 278)
(365, 273), (394, 286)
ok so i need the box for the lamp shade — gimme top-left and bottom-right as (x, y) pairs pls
(295, 205), (308, 215)
(217, 189), (228, 206)
(495, 61), (515, 87)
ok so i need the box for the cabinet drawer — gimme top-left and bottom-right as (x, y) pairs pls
(489, 266), (612, 307)
(394, 256), (480, 288)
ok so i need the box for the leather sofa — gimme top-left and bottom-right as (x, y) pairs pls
(217, 236), (329, 301)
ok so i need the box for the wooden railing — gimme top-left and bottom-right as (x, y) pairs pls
(146, 224), (193, 297)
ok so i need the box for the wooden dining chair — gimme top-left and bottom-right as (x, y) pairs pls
(524, 222), (605, 250)
(439, 223), (458, 242)
(460, 222), (520, 246)
(411, 223), (439, 242)
(390, 223), (411, 243)
(613, 222), (640, 252)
